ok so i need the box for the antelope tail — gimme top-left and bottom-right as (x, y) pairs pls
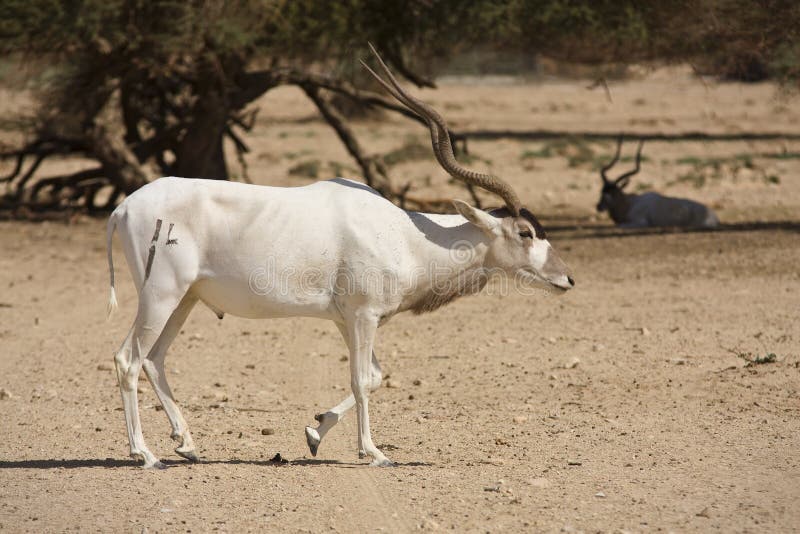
(106, 213), (119, 320)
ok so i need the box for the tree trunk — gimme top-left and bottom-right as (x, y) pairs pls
(172, 89), (229, 180)
(85, 124), (149, 194)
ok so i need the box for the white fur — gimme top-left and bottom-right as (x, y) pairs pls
(107, 176), (572, 468)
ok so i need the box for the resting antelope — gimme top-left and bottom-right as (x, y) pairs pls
(106, 45), (574, 468)
(597, 137), (719, 228)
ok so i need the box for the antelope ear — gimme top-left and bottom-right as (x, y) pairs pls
(453, 199), (502, 236)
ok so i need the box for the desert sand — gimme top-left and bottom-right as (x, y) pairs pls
(1, 68), (799, 532)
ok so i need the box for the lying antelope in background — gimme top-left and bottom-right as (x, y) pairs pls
(597, 137), (719, 228)
(106, 44), (574, 469)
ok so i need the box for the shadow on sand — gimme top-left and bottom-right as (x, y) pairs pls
(0, 457), (431, 469)
(548, 220), (800, 239)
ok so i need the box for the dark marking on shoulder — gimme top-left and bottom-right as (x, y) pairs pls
(166, 223), (178, 245)
(151, 219), (162, 243)
(144, 219), (163, 281)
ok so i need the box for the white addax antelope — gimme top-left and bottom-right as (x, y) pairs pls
(597, 137), (719, 228)
(106, 45), (574, 468)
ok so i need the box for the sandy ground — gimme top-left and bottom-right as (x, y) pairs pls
(1, 69), (799, 532)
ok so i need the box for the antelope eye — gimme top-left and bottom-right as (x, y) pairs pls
(518, 230), (533, 239)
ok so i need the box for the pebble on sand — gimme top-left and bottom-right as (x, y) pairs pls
(261, 428), (275, 435)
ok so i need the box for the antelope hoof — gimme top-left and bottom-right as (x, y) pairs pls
(305, 427), (320, 457)
(144, 459), (167, 470)
(176, 448), (200, 463)
(370, 458), (394, 468)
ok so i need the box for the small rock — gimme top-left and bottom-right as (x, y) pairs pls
(564, 357), (580, 369)
(595, 491), (606, 498)
(483, 479), (507, 492)
(671, 358), (687, 365)
(261, 428), (275, 436)
(412, 379), (422, 386)
(547, 336), (557, 344)
(641, 327), (651, 336)
(189, 333), (203, 341)
(96, 363), (112, 371)
(159, 508), (173, 513)
(696, 507), (710, 518)
(567, 460), (582, 466)
(592, 343), (605, 352)
(245, 364), (256, 369)
(529, 477), (550, 489)
(0, 388), (11, 400)
(512, 415), (528, 424)
(420, 517), (440, 530)
(416, 416), (425, 424)
(339, 355), (348, 362)
(269, 453), (288, 464)
(502, 337), (518, 344)
(385, 379), (401, 389)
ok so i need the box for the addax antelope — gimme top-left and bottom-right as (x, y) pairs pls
(597, 137), (719, 228)
(106, 44), (574, 468)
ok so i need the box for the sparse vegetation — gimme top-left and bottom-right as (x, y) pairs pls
(522, 138), (653, 171)
(288, 160), (321, 179)
(730, 349), (779, 367)
(329, 161), (358, 178)
(382, 138), (433, 167)
(671, 154), (782, 188)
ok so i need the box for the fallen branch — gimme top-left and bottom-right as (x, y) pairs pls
(451, 129), (800, 143)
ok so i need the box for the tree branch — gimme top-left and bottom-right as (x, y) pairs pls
(300, 83), (391, 192)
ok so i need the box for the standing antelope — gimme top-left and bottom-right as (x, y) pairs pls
(597, 137), (719, 228)
(106, 45), (574, 469)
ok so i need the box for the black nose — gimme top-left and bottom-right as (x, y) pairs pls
(567, 276), (575, 287)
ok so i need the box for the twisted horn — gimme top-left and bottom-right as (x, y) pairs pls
(600, 134), (623, 184)
(361, 43), (522, 215)
(614, 139), (645, 187)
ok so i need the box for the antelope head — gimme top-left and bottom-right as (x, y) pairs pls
(597, 135), (644, 214)
(361, 44), (574, 292)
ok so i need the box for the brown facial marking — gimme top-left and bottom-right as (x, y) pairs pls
(489, 207), (547, 239)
